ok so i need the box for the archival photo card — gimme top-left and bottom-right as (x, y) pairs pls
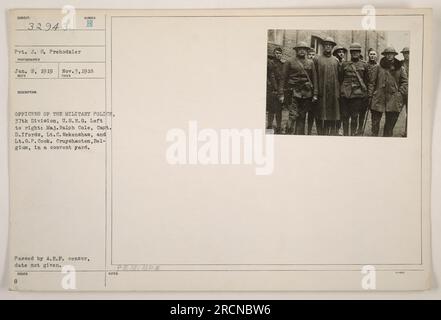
(7, 8), (432, 291)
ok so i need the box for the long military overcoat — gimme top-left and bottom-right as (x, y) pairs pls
(368, 57), (408, 113)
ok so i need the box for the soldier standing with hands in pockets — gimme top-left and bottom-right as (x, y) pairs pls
(368, 46), (408, 137)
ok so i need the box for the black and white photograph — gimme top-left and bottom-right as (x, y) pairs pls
(266, 30), (410, 137)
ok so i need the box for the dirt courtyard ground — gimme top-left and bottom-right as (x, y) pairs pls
(267, 107), (407, 137)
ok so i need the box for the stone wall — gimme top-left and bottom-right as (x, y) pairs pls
(268, 30), (388, 61)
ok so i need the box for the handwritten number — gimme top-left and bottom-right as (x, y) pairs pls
(26, 22), (60, 31)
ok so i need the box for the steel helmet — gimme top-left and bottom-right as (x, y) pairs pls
(381, 46), (399, 55)
(294, 41), (310, 50)
(400, 47), (410, 53)
(333, 45), (347, 54)
(349, 42), (362, 51)
(322, 36), (336, 46)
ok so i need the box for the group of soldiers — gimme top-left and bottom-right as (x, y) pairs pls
(267, 36), (409, 137)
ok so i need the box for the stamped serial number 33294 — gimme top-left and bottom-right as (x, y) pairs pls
(26, 22), (60, 31)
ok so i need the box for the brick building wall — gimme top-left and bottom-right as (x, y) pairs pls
(268, 30), (387, 61)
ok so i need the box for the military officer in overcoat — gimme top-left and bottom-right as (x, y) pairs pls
(313, 36), (341, 135)
(368, 46), (408, 137)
